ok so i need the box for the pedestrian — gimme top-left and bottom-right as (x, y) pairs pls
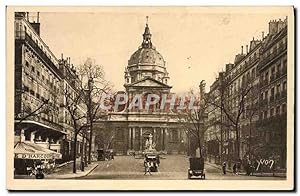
(222, 162), (227, 175)
(144, 158), (152, 175)
(233, 162), (237, 175)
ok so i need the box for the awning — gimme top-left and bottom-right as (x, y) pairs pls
(14, 141), (62, 160)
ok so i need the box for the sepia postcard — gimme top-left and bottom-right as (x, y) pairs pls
(6, 6), (295, 191)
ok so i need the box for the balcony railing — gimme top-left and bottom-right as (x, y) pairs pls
(259, 44), (287, 68)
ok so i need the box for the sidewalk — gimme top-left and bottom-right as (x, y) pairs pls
(205, 161), (286, 178)
(46, 162), (98, 179)
(206, 161), (233, 173)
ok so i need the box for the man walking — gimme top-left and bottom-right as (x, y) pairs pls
(222, 162), (227, 175)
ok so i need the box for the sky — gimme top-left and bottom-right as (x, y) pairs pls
(35, 7), (287, 93)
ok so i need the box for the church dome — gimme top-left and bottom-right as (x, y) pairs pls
(128, 47), (165, 67)
(125, 18), (170, 85)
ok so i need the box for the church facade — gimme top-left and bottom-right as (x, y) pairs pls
(94, 22), (188, 155)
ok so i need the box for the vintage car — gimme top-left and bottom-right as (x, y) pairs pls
(188, 157), (205, 179)
(97, 149), (114, 161)
(145, 153), (160, 172)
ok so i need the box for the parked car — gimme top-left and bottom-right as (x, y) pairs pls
(188, 157), (205, 179)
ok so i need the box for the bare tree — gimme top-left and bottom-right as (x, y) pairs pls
(244, 82), (260, 159)
(206, 76), (254, 161)
(177, 81), (208, 157)
(61, 84), (87, 173)
(77, 58), (112, 164)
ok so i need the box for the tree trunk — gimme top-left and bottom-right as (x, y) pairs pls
(198, 135), (202, 157)
(81, 136), (85, 171)
(73, 133), (78, 173)
(248, 118), (252, 158)
(88, 122), (93, 164)
(235, 124), (240, 161)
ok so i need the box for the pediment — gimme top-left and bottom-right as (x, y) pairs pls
(127, 77), (171, 89)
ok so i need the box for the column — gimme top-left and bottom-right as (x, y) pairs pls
(161, 128), (164, 151)
(153, 127), (156, 148)
(128, 127), (132, 150)
(20, 129), (25, 142)
(30, 131), (36, 143)
(132, 127), (135, 150)
(139, 127), (143, 151)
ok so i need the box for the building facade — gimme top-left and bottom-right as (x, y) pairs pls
(94, 22), (187, 155)
(14, 13), (85, 173)
(14, 12), (65, 151)
(256, 18), (287, 168)
(206, 17), (287, 169)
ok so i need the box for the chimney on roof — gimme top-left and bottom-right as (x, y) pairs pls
(262, 31), (264, 39)
(246, 45), (249, 53)
(241, 46), (244, 55)
(29, 12), (41, 36)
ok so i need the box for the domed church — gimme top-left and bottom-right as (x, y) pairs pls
(95, 19), (187, 155)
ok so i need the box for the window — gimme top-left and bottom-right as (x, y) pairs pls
(23, 85), (29, 92)
(29, 89), (35, 96)
(282, 104), (286, 113)
(31, 66), (35, 73)
(276, 106), (280, 115)
(265, 72), (269, 81)
(25, 61), (29, 67)
(283, 81), (287, 91)
(37, 71), (40, 77)
(265, 91), (268, 100)
(270, 108), (274, 117)
(264, 111), (268, 119)
(277, 63), (281, 72)
(283, 59), (287, 69)
(271, 87), (274, 97)
(271, 67), (275, 75)
(277, 84), (281, 93)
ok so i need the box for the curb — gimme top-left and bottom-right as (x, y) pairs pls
(81, 163), (98, 177)
(47, 163), (99, 179)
